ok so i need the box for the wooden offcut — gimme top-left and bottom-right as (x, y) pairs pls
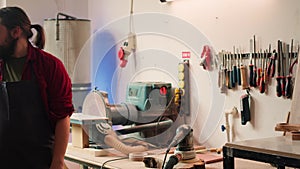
(275, 123), (300, 140)
(71, 123), (89, 148)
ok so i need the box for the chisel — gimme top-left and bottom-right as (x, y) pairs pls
(257, 50), (262, 87)
(267, 49), (276, 79)
(224, 53), (229, 88)
(259, 51), (266, 93)
(286, 39), (293, 98)
(276, 40), (282, 97)
(227, 53), (232, 89)
(223, 53), (228, 90)
(249, 39), (255, 87)
(237, 49), (241, 86)
(253, 35), (258, 87)
(233, 47), (238, 84)
(264, 51), (269, 92)
(264, 47), (270, 84)
(231, 53), (236, 88)
(219, 52), (227, 93)
(241, 52), (249, 89)
(281, 43), (287, 97)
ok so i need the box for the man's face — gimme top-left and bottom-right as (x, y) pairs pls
(0, 24), (17, 59)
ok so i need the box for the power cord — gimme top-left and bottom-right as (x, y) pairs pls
(162, 151), (182, 169)
(164, 155), (180, 169)
(161, 149), (169, 169)
(101, 157), (128, 169)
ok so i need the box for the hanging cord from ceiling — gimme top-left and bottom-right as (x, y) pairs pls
(129, 0), (135, 33)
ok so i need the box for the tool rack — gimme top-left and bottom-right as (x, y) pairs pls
(217, 38), (299, 99)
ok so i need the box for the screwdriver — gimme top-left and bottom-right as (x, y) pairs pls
(233, 46), (238, 84)
(230, 53), (235, 88)
(264, 50), (270, 91)
(231, 54), (236, 88)
(286, 39), (293, 98)
(249, 39), (255, 87)
(281, 43), (288, 97)
(257, 51), (262, 87)
(276, 40), (282, 97)
(225, 53), (229, 89)
(237, 49), (241, 86)
(219, 52), (227, 93)
(253, 35), (258, 87)
(259, 51), (266, 93)
(264, 46), (271, 84)
(233, 47), (238, 84)
(240, 52), (249, 89)
(227, 54), (232, 89)
(223, 53), (228, 90)
(267, 44), (274, 80)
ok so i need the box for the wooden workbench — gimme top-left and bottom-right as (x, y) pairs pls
(64, 144), (220, 169)
(65, 143), (289, 169)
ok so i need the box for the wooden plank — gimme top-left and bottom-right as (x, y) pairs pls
(196, 153), (223, 164)
(67, 143), (108, 157)
(275, 123), (300, 132)
(71, 124), (89, 148)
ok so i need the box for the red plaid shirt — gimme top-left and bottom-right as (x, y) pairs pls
(1, 43), (74, 126)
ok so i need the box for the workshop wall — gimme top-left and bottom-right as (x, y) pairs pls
(7, 0), (89, 24)
(6, 0), (300, 148)
(88, 0), (300, 148)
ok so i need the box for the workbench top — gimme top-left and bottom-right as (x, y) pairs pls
(223, 136), (300, 169)
(225, 136), (300, 159)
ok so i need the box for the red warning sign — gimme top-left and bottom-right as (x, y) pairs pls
(182, 51), (191, 59)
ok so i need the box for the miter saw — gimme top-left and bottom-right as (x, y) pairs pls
(80, 81), (180, 151)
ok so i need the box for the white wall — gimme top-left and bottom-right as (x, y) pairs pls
(7, 0), (89, 23)
(6, 0), (300, 148)
(88, 0), (300, 148)
(0, 0), (5, 7)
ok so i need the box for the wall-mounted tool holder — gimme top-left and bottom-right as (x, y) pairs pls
(217, 38), (299, 99)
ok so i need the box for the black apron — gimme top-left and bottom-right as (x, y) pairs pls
(0, 66), (54, 169)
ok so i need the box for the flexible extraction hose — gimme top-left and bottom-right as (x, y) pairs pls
(104, 135), (148, 155)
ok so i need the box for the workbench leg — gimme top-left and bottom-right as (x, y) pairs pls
(223, 147), (234, 169)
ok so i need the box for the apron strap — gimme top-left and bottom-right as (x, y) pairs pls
(29, 61), (37, 81)
(0, 82), (9, 120)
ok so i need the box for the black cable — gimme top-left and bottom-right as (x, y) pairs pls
(164, 155), (179, 169)
(161, 150), (169, 169)
(155, 94), (176, 147)
(101, 157), (128, 169)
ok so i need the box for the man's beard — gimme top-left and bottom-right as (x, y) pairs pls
(0, 36), (18, 60)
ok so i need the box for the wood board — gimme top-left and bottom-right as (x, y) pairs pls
(67, 143), (108, 157)
(196, 153), (223, 164)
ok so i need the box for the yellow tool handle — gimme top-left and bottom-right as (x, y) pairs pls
(240, 65), (248, 89)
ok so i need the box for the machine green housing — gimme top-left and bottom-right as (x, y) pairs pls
(125, 82), (172, 111)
